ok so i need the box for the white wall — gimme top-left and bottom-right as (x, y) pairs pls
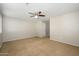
(50, 11), (79, 47)
(0, 14), (2, 48)
(0, 14), (2, 33)
(3, 16), (37, 42)
(3, 16), (46, 42)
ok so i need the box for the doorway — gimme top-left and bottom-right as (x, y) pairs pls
(43, 20), (50, 38)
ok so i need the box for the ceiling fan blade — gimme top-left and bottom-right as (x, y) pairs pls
(28, 12), (35, 15)
(30, 16), (34, 17)
(39, 15), (45, 17)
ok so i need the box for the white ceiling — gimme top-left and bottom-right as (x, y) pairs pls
(1, 3), (79, 21)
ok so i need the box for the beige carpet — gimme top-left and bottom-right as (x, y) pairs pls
(0, 37), (79, 56)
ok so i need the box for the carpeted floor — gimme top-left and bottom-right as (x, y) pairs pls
(0, 37), (79, 56)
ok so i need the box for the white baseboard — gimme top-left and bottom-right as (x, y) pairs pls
(50, 38), (79, 47)
(3, 36), (37, 43)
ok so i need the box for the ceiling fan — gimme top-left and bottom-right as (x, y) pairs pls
(28, 11), (45, 19)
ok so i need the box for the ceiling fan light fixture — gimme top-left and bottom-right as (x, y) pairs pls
(28, 11), (45, 19)
(34, 15), (38, 18)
